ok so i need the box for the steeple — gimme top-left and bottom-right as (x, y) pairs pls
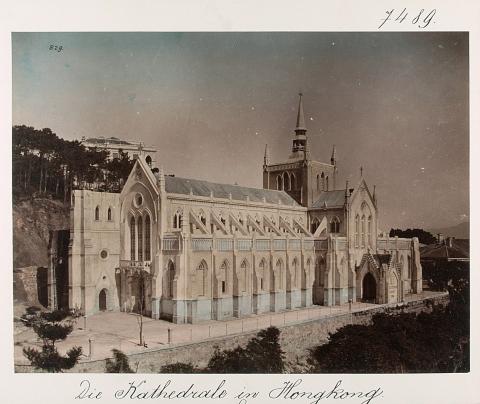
(264, 144), (270, 166)
(295, 92), (307, 131)
(331, 145), (337, 166)
(290, 92), (309, 160)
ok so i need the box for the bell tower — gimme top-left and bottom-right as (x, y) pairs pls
(263, 93), (337, 207)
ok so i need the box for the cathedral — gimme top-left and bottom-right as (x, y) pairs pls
(52, 94), (422, 323)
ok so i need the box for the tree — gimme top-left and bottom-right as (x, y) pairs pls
(105, 349), (135, 373)
(308, 263), (470, 373)
(131, 269), (148, 347)
(389, 228), (437, 245)
(160, 363), (197, 373)
(206, 326), (285, 373)
(22, 308), (82, 372)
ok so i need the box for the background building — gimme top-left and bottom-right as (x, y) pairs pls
(81, 136), (158, 168)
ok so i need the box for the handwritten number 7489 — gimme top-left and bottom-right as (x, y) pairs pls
(379, 8), (436, 29)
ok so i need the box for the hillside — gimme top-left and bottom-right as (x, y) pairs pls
(429, 221), (469, 239)
(13, 198), (70, 269)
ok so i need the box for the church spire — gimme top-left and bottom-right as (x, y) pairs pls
(290, 92), (309, 159)
(331, 145), (337, 166)
(264, 144), (270, 166)
(295, 92), (307, 131)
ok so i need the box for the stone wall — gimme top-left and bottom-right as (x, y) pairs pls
(14, 266), (48, 307)
(15, 293), (449, 373)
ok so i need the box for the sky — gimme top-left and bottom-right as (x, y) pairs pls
(12, 32), (469, 230)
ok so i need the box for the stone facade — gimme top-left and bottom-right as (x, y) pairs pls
(50, 94), (422, 323)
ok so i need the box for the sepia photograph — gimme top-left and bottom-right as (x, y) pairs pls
(11, 31), (469, 375)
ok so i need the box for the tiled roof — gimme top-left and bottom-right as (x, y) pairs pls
(420, 240), (469, 259)
(164, 176), (300, 206)
(312, 190), (346, 208)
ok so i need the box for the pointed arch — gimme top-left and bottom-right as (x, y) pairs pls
(326, 176), (329, 191)
(130, 216), (136, 260)
(137, 215), (143, 261)
(275, 258), (284, 290)
(355, 214), (360, 247)
(173, 209), (183, 229)
(361, 214), (366, 247)
(196, 260), (207, 297)
(330, 216), (340, 233)
(240, 259), (248, 292)
(258, 258), (266, 291)
(198, 209), (206, 226)
(95, 205), (100, 221)
(276, 175), (283, 190)
(107, 207), (112, 221)
(166, 260), (175, 298)
(145, 214), (151, 260)
(291, 257), (299, 289)
(303, 258), (311, 289)
(367, 215), (372, 246)
(283, 172), (291, 191)
(290, 172), (296, 190)
(220, 259), (229, 294)
(311, 217), (320, 234)
(316, 174), (320, 191)
(321, 172), (325, 191)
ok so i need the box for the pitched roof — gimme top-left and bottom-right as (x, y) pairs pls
(312, 190), (346, 209)
(164, 176), (300, 206)
(420, 240), (469, 260)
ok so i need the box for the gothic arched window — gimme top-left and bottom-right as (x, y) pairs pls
(173, 210), (183, 229)
(311, 217), (320, 234)
(240, 259), (248, 292)
(167, 260), (175, 298)
(368, 215), (372, 246)
(197, 260), (207, 296)
(292, 258), (299, 288)
(361, 215), (366, 247)
(220, 260), (229, 294)
(130, 216), (136, 260)
(321, 172), (325, 191)
(275, 259), (283, 290)
(199, 211), (206, 226)
(330, 217), (340, 233)
(276, 175), (283, 190)
(137, 216), (143, 261)
(355, 214), (360, 247)
(291, 173), (296, 190)
(283, 172), (291, 191)
(259, 259), (266, 291)
(145, 214), (151, 260)
(95, 206), (100, 221)
(107, 207), (112, 221)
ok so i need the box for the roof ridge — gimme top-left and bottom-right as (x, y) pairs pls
(167, 175), (292, 195)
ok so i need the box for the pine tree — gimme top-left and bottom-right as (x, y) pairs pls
(22, 308), (82, 372)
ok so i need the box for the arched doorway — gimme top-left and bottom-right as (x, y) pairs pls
(99, 289), (107, 311)
(362, 273), (376, 302)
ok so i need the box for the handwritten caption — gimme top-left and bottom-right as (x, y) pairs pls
(75, 379), (384, 404)
(378, 8), (436, 29)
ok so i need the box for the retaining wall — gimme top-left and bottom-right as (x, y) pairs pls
(15, 293), (449, 373)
